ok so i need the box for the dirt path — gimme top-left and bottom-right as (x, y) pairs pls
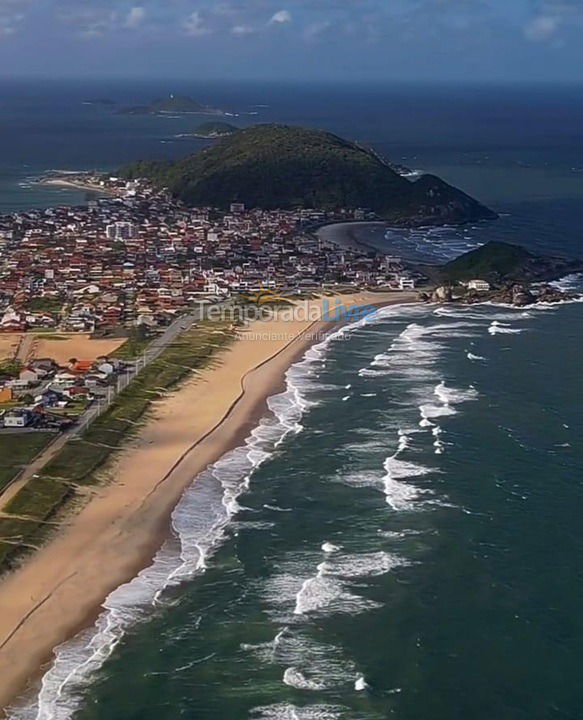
(14, 334), (37, 365)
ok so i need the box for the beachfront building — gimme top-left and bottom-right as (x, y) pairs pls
(467, 279), (491, 292)
(398, 277), (416, 290)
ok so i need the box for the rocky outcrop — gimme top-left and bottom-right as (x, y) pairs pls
(431, 286), (453, 303)
(420, 279), (579, 307)
(536, 284), (578, 304)
(462, 282), (578, 307)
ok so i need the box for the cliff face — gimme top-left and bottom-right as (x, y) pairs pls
(121, 124), (497, 226)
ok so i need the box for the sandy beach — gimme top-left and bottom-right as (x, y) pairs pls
(316, 221), (389, 252)
(0, 292), (414, 714)
(39, 178), (118, 196)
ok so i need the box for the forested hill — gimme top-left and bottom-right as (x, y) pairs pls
(121, 124), (497, 226)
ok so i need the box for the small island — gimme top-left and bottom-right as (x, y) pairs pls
(83, 98), (115, 107)
(187, 121), (239, 139)
(120, 94), (224, 117)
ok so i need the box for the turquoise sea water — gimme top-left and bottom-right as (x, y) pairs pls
(2, 82), (583, 719)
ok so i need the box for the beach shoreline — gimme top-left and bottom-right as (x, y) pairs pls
(315, 221), (389, 252)
(0, 292), (415, 715)
(38, 177), (118, 196)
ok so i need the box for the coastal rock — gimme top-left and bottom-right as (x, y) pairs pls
(536, 284), (578, 304)
(510, 284), (536, 306)
(461, 282), (578, 307)
(431, 286), (453, 303)
(479, 284), (535, 306)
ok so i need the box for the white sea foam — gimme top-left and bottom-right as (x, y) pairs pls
(322, 542), (341, 553)
(250, 703), (347, 719)
(418, 403), (457, 425)
(359, 319), (482, 383)
(434, 381), (479, 405)
(354, 676), (369, 691)
(383, 465), (432, 511)
(283, 668), (327, 691)
(323, 551), (406, 578)
(341, 461), (434, 512)
(342, 419), (438, 511)
(433, 306), (525, 323)
(549, 273), (583, 293)
(243, 627), (357, 693)
(293, 564), (358, 615)
(432, 425), (445, 455)
(265, 542), (404, 621)
(377, 528), (427, 540)
(488, 320), (524, 335)
(418, 381), (478, 449)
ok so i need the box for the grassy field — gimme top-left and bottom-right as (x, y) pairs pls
(111, 330), (152, 361)
(0, 321), (233, 570)
(0, 433), (54, 493)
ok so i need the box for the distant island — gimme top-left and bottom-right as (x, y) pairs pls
(177, 121), (239, 140)
(120, 94), (224, 117)
(121, 123), (497, 226)
(83, 98), (115, 106)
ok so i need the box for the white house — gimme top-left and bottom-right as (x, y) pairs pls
(467, 279), (491, 292)
(3, 409), (33, 428)
(398, 277), (416, 290)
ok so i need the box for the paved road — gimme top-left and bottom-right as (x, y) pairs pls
(75, 309), (203, 434)
(0, 306), (212, 509)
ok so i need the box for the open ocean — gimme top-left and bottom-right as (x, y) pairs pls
(2, 81), (583, 719)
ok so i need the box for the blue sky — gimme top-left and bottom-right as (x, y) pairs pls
(1, 0), (583, 82)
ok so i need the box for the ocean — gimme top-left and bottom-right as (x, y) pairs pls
(2, 81), (583, 720)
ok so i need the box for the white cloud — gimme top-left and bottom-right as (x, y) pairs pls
(183, 10), (210, 36)
(232, 24), (255, 35)
(524, 14), (560, 40)
(0, 0), (25, 38)
(125, 6), (145, 29)
(303, 20), (331, 41)
(269, 9), (292, 24)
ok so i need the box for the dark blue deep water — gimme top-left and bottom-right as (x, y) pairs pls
(3, 81), (583, 720)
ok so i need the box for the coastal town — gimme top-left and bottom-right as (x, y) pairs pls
(2, 171), (578, 437)
(0, 173), (420, 427)
(1, 172), (416, 337)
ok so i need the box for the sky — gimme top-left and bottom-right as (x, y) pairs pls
(1, 0), (583, 83)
